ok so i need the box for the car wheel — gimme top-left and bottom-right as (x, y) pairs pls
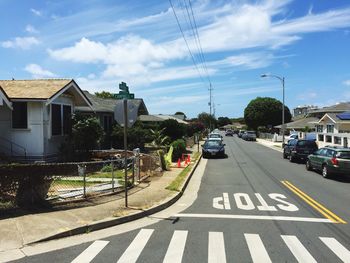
(283, 151), (287, 159)
(322, 165), (330, 178)
(306, 160), (312, 171)
(289, 154), (295, 163)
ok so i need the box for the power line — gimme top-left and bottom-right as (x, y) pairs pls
(169, 0), (206, 84)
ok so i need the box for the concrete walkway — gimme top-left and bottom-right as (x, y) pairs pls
(0, 146), (202, 258)
(256, 138), (283, 152)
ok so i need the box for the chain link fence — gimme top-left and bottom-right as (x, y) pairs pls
(0, 151), (160, 212)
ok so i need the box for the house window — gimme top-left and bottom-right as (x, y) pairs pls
(334, 136), (341, 145)
(12, 102), (28, 129)
(326, 135), (332, 143)
(52, 104), (72, 136)
(318, 134), (324, 141)
(103, 115), (113, 133)
(326, 124), (334, 133)
(316, 125), (323, 133)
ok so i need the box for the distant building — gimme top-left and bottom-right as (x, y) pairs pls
(293, 105), (318, 117)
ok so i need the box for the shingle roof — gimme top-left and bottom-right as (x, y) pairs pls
(138, 114), (188, 124)
(275, 117), (318, 129)
(0, 79), (72, 99)
(308, 102), (350, 114)
(320, 113), (350, 123)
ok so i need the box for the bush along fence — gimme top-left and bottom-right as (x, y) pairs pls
(0, 152), (160, 211)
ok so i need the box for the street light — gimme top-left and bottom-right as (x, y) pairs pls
(261, 74), (286, 145)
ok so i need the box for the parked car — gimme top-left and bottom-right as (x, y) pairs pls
(208, 132), (223, 140)
(202, 139), (226, 158)
(242, 131), (256, 141)
(283, 139), (318, 162)
(225, 129), (234, 136)
(287, 134), (298, 141)
(306, 146), (350, 178)
(238, 130), (245, 138)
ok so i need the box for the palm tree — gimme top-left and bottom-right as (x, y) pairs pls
(150, 128), (169, 148)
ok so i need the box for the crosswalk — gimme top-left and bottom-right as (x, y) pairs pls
(70, 229), (350, 263)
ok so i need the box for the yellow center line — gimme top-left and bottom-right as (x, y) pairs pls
(281, 180), (346, 224)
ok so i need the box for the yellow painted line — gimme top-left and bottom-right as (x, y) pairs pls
(281, 180), (346, 224)
(283, 181), (346, 224)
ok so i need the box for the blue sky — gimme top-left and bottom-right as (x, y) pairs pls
(1, 0), (350, 118)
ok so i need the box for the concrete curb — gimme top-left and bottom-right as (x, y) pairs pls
(32, 154), (202, 244)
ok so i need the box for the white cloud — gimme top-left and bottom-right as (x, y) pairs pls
(343, 80), (350, 86)
(30, 8), (42, 17)
(1, 37), (40, 49)
(24, 64), (56, 78)
(47, 1), (350, 85)
(25, 25), (39, 34)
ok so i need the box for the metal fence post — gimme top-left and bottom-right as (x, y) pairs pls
(111, 160), (115, 192)
(132, 157), (135, 185)
(83, 167), (86, 198)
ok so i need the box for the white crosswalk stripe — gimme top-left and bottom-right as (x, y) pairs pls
(245, 233), (272, 263)
(71, 240), (109, 263)
(320, 237), (350, 263)
(70, 229), (350, 263)
(281, 235), (317, 263)
(208, 232), (227, 263)
(163, 230), (188, 263)
(117, 228), (154, 263)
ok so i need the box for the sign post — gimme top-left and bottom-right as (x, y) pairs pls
(123, 99), (128, 207)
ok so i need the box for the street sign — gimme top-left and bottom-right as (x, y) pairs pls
(114, 100), (139, 128)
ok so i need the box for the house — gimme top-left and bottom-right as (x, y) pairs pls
(76, 91), (149, 133)
(0, 79), (92, 162)
(293, 105), (318, 117)
(314, 112), (350, 148)
(276, 102), (350, 146)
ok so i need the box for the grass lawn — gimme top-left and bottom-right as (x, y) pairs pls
(166, 164), (192, 192)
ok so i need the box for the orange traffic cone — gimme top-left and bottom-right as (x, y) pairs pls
(187, 155), (191, 163)
(185, 158), (188, 165)
(177, 158), (181, 168)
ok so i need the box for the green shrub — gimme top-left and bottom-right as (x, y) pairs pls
(101, 164), (113, 172)
(171, 139), (186, 161)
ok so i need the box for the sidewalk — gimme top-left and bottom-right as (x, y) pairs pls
(0, 145), (202, 255)
(256, 138), (283, 152)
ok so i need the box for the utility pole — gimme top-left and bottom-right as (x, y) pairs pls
(209, 83), (213, 131)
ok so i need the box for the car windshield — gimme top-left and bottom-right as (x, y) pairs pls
(297, 141), (316, 147)
(337, 151), (350, 159)
(247, 131), (256, 135)
(205, 141), (221, 147)
(209, 134), (221, 138)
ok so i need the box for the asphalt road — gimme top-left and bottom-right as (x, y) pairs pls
(14, 136), (350, 262)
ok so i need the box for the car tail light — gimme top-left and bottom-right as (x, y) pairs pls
(331, 157), (339, 165)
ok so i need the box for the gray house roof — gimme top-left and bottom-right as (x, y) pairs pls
(318, 113), (350, 124)
(138, 114), (188, 124)
(76, 91), (148, 115)
(275, 117), (319, 129)
(308, 102), (350, 115)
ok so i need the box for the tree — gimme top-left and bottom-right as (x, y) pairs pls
(72, 115), (104, 153)
(244, 97), (292, 130)
(159, 119), (187, 141)
(217, 117), (231, 127)
(197, 112), (217, 129)
(187, 121), (205, 137)
(95, 91), (115, 99)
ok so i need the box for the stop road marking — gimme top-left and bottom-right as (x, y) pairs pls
(213, 193), (299, 212)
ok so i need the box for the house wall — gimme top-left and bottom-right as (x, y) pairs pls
(43, 95), (74, 158)
(0, 102), (45, 158)
(0, 104), (12, 155)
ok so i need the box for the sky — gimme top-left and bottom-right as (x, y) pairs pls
(1, 0), (350, 118)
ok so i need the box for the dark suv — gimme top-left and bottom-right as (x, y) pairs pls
(306, 146), (350, 178)
(283, 139), (318, 162)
